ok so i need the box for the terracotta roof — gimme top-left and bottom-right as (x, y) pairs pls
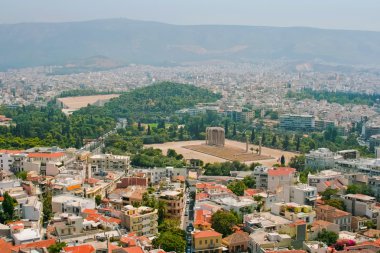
(11, 239), (56, 251)
(194, 209), (212, 225)
(120, 237), (137, 246)
(64, 244), (96, 253)
(196, 192), (209, 201)
(0, 239), (12, 253)
(245, 188), (262, 196)
(86, 213), (121, 224)
(222, 231), (250, 245)
(82, 209), (98, 215)
(193, 230), (222, 239)
(268, 167), (296, 176)
(123, 246), (144, 253)
(28, 152), (65, 158)
(0, 149), (24, 154)
(317, 205), (350, 218)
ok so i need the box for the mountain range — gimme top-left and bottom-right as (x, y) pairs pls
(1, 18), (380, 69)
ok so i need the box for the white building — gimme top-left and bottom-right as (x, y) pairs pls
(132, 167), (187, 185)
(305, 148), (337, 170)
(284, 184), (317, 206)
(10, 222), (41, 245)
(267, 167), (296, 200)
(308, 170), (342, 190)
(253, 166), (269, 189)
(22, 196), (42, 221)
(89, 154), (130, 171)
(0, 149), (24, 173)
(52, 194), (96, 215)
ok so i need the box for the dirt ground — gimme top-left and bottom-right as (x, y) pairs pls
(57, 94), (120, 109)
(145, 139), (298, 166)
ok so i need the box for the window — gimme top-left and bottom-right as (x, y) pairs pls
(205, 240), (207, 244)
(199, 240), (202, 245)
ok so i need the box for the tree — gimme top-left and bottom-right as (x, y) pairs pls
(296, 135), (301, 151)
(283, 135), (290, 150)
(42, 190), (53, 223)
(288, 155), (305, 171)
(233, 124), (237, 136)
(261, 133), (266, 145)
(227, 180), (248, 196)
(211, 210), (238, 237)
(224, 120), (229, 136)
(324, 199), (346, 211)
(316, 229), (338, 246)
(15, 171), (27, 180)
(167, 149), (178, 158)
(48, 242), (67, 253)
(242, 176), (256, 188)
(0, 192), (17, 223)
(95, 195), (102, 206)
(147, 125), (151, 135)
(250, 128), (255, 143)
(271, 135), (277, 147)
(346, 184), (374, 196)
(280, 155), (286, 166)
(153, 231), (186, 253)
(321, 187), (338, 200)
(299, 168), (312, 184)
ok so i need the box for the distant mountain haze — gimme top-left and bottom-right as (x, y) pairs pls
(0, 18), (380, 69)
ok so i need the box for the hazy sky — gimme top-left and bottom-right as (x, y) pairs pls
(1, 0), (380, 31)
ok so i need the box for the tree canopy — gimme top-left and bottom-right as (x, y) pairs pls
(211, 210), (238, 237)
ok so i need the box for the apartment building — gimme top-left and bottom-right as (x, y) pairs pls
(308, 170), (342, 191)
(120, 205), (158, 237)
(271, 203), (316, 224)
(267, 167), (296, 200)
(249, 230), (291, 253)
(279, 114), (315, 131)
(341, 194), (379, 220)
(159, 190), (184, 218)
(192, 230), (223, 253)
(253, 166), (269, 189)
(0, 150), (24, 173)
(316, 205), (352, 231)
(305, 148), (336, 170)
(22, 196), (42, 222)
(132, 167), (187, 185)
(284, 184), (317, 206)
(52, 194), (96, 215)
(88, 154), (130, 171)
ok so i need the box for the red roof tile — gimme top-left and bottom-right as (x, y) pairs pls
(268, 167), (296, 176)
(28, 152), (65, 159)
(123, 246), (144, 253)
(11, 239), (56, 251)
(193, 230), (221, 239)
(64, 244), (95, 253)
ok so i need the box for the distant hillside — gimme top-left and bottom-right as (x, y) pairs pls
(1, 18), (380, 69)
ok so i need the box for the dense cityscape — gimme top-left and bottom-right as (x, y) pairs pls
(1, 2), (380, 253)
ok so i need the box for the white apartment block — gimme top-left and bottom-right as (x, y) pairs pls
(89, 154), (130, 171)
(305, 148), (336, 170)
(284, 184), (317, 206)
(52, 194), (96, 215)
(22, 196), (42, 221)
